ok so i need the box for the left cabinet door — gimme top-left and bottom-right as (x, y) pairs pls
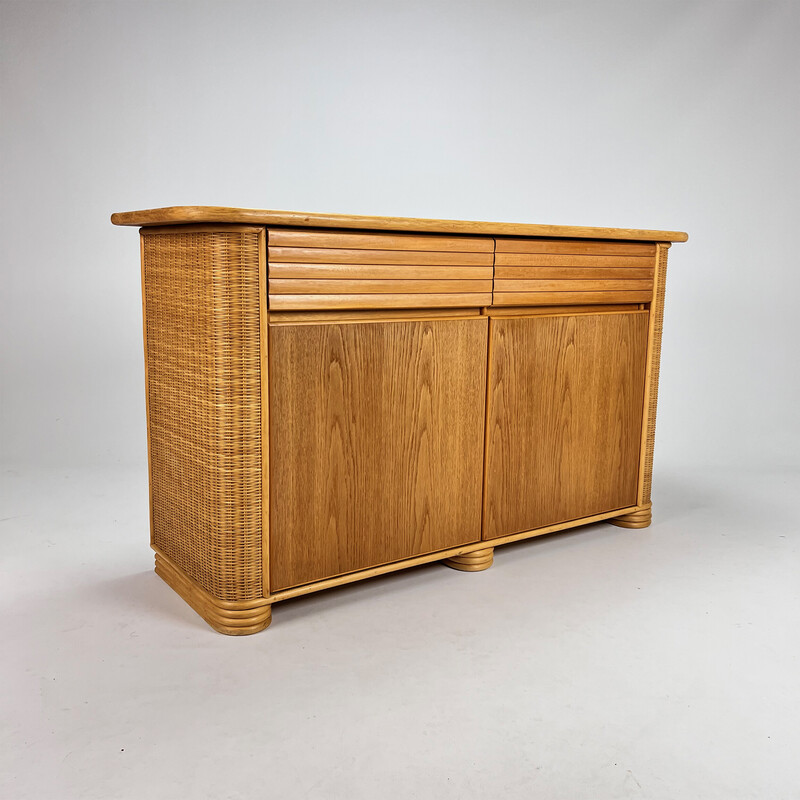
(269, 317), (488, 591)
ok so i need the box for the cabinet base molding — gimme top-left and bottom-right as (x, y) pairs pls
(154, 550), (272, 636)
(608, 505), (653, 529)
(444, 548), (494, 572)
(154, 506), (641, 634)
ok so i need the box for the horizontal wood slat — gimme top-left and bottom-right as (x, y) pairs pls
(270, 293), (494, 310)
(491, 236), (655, 307)
(267, 231), (659, 311)
(489, 305), (641, 317)
(269, 263), (493, 279)
(495, 238), (656, 256)
(269, 228), (494, 252)
(495, 266), (653, 280)
(493, 291), (654, 306)
(270, 246), (493, 266)
(270, 279), (493, 294)
(494, 279), (652, 292)
(267, 227), (494, 311)
(269, 308), (482, 324)
(495, 253), (653, 268)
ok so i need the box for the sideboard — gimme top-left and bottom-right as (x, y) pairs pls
(111, 206), (687, 635)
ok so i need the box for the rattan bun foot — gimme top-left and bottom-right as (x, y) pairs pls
(608, 505), (652, 529)
(443, 547), (494, 572)
(154, 550), (272, 635)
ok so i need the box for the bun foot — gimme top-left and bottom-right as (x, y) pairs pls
(609, 506), (652, 529)
(444, 547), (494, 572)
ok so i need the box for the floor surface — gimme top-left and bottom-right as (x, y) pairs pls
(1, 465), (798, 799)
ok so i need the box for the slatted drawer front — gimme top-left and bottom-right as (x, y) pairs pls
(493, 238), (656, 306)
(268, 228), (494, 310)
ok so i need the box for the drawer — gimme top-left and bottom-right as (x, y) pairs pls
(492, 238), (656, 306)
(268, 228), (494, 310)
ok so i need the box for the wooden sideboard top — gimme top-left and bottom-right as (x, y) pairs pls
(110, 206), (688, 243)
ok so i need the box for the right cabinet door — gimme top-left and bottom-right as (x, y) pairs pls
(484, 310), (649, 539)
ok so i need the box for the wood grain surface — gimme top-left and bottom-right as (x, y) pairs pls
(269, 246), (493, 266)
(269, 293), (493, 310)
(484, 311), (648, 539)
(488, 304), (640, 317)
(490, 237), (655, 306)
(269, 278), (493, 294)
(269, 263), (493, 279)
(494, 279), (652, 292)
(494, 266), (653, 280)
(492, 291), (653, 306)
(268, 308), (481, 324)
(267, 228), (494, 310)
(111, 206), (689, 242)
(268, 228), (495, 252)
(494, 253), (652, 267)
(269, 318), (487, 590)
(494, 239), (657, 255)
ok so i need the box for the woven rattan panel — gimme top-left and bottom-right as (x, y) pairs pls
(142, 229), (263, 601)
(640, 243), (669, 505)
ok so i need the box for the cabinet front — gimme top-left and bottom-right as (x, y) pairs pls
(484, 311), (649, 539)
(269, 317), (488, 590)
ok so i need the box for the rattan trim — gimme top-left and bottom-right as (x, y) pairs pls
(638, 244), (669, 506)
(609, 504), (653, 529)
(266, 504), (638, 603)
(153, 504), (636, 634)
(154, 549), (272, 635)
(258, 229), (270, 596)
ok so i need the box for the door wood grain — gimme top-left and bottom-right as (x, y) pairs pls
(269, 317), (488, 590)
(484, 312), (649, 539)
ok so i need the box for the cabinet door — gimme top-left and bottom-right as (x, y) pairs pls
(484, 311), (648, 539)
(269, 317), (487, 590)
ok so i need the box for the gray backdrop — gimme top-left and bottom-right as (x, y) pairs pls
(3, 4), (800, 799)
(2, 0), (798, 472)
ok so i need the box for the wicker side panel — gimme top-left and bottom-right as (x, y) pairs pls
(141, 229), (263, 601)
(639, 243), (669, 505)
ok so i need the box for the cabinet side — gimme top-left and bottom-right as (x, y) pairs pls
(638, 242), (670, 506)
(140, 225), (266, 601)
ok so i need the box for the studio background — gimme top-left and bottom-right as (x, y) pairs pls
(2, 2), (798, 799)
